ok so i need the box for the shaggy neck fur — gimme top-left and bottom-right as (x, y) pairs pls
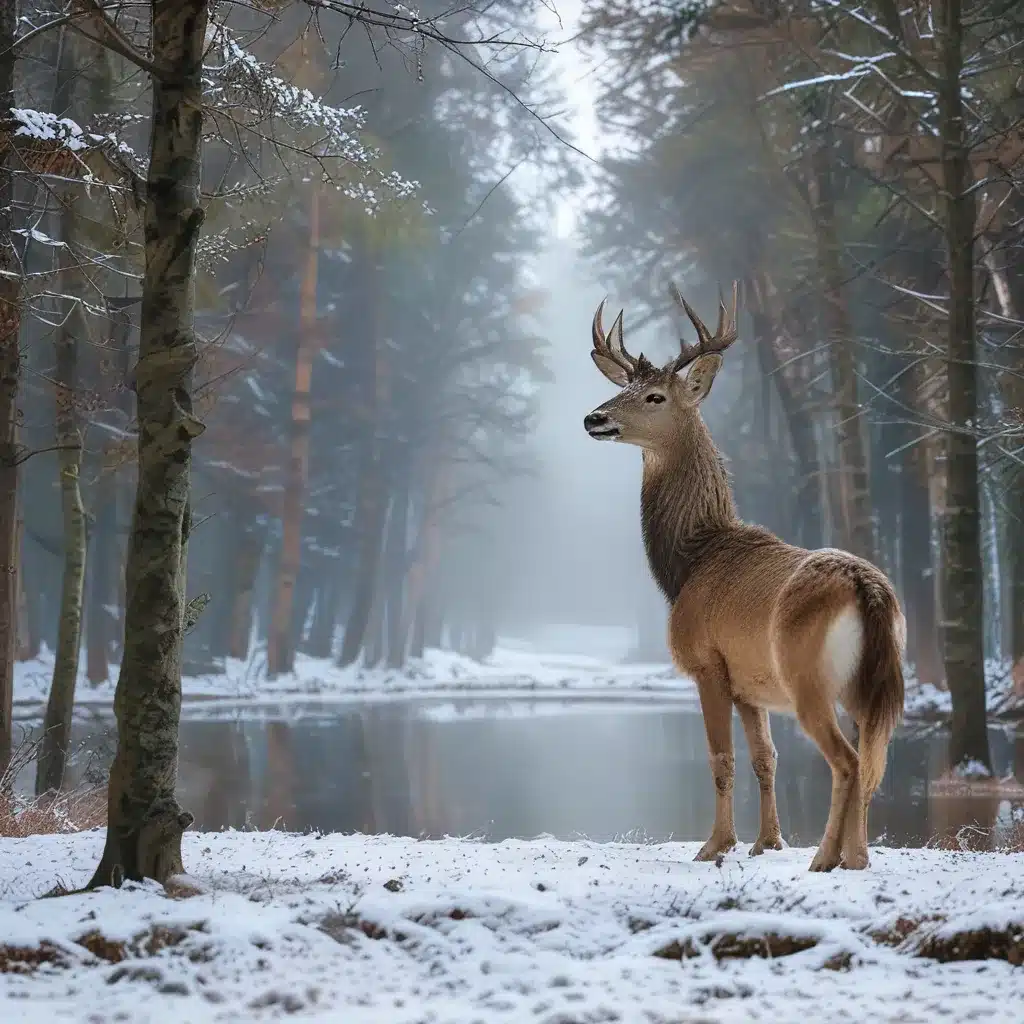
(640, 415), (738, 602)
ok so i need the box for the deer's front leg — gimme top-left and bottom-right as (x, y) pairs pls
(693, 664), (737, 861)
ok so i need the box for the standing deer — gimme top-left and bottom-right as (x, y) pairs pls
(583, 284), (905, 871)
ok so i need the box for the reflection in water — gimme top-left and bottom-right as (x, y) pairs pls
(29, 701), (1024, 849)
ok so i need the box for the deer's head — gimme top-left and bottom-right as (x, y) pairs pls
(583, 282), (739, 451)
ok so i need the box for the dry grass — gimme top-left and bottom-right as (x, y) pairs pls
(0, 731), (107, 838)
(0, 786), (107, 838)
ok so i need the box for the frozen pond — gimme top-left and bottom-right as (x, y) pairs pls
(20, 698), (1024, 849)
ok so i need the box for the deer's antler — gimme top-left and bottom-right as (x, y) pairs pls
(592, 298), (638, 379)
(668, 281), (739, 372)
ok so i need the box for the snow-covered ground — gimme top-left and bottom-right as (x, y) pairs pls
(11, 642), (1018, 723)
(1, 830), (1022, 1021)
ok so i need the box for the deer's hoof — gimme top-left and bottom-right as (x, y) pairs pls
(841, 848), (870, 870)
(808, 846), (841, 872)
(749, 835), (785, 856)
(694, 835), (737, 862)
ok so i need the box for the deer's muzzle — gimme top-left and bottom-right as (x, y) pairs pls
(584, 410), (620, 439)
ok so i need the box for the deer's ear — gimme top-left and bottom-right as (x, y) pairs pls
(592, 350), (630, 387)
(681, 353), (723, 403)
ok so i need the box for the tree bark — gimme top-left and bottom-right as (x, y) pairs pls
(899, 369), (942, 688)
(337, 252), (388, 669)
(305, 571), (340, 659)
(89, 0), (208, 887)
(810, 142), (876, 564)
(86, 478), (115, 683)
(267, 187), (319, 678)
(0, 0), (21, 779)
(384, 459), (410, 670)
(227, 511), (265, 660)
(938, 0), (990, 773)
(980, 240), (1024, 684)
(752, 305), (824, 550)
(38, 30), (89, 795)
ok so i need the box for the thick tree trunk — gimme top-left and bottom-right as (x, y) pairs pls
(38, 67), (89, 793)
(938, 0), (990, 773)
(811, 144), (876, 564)
(267, 187), (319, 678)
(0, 0), (21, 778)
(89, 0), (208, 888)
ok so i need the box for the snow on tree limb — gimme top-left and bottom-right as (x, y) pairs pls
(203, 22), (421, 211)
(1, 107), (138, 181)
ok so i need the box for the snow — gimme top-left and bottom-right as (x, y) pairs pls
(12, 642), (1018, 726)
(11, 644), (692, 715)
(1, 830), (1022, 1021)
(904, 658), (1017, 721)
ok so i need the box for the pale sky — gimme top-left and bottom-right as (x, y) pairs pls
(531, 0), (601, 238)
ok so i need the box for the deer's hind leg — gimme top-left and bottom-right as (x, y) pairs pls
(736, 702), (784, 855)
(692, 658), (738, 862)
(794, 693), (860, 872)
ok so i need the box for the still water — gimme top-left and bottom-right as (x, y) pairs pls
(36, 699), (1024, 850)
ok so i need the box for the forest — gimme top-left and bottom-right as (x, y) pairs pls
(0, 0), (1021, 880)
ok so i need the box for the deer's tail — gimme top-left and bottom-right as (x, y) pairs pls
(850, 571), (906, 798)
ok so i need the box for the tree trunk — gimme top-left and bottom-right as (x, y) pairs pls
(0, 0), (21, 779)
(15, 515), (31, 660)
(385, 462), (410, 670)
(89, 0), (208, 888)
(337, 252), (388, 669)
(899, 368), (941, 688)
(86, 477), (115, 683)
(267, 187), (319, 678)
(400, 454), (449, 660)
(980, 240), (1024, 685)
(810, 143), (876, 564)
(752, 304), (823, 549)
(38, 33), (89, 793)
(305, 574), (340, 659)
(363, 568), (386, 669)
(938, 0), (990, 773)
(104, 294), (138, 666)
(228, 512), (265, 660)
(408, 597), (426, 660)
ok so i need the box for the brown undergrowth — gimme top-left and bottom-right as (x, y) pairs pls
(0, 786), (107, 838)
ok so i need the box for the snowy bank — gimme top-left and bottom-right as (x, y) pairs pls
(12, 644), (1019, 724)
(12, 644), (693, 710)
(1, 831), (1022, 1021)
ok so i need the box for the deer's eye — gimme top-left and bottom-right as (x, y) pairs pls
(645, 392), (666, 404)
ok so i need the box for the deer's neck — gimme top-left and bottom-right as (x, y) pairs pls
(640, 418), (738, 603)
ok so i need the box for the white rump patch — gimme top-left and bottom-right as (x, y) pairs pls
(894, 609), (908, 653)
(822, 603), (864, 695)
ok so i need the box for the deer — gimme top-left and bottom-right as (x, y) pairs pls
(583, 283), (905, 871)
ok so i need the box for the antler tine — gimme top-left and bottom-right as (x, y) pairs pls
(669, 281), (714, 348)
(592, 298), (637, 375)
(669, 280), (740, 372)
(714, 280), (739, 346)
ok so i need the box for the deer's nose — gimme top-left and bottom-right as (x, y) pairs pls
(584, 411), (608, 431)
